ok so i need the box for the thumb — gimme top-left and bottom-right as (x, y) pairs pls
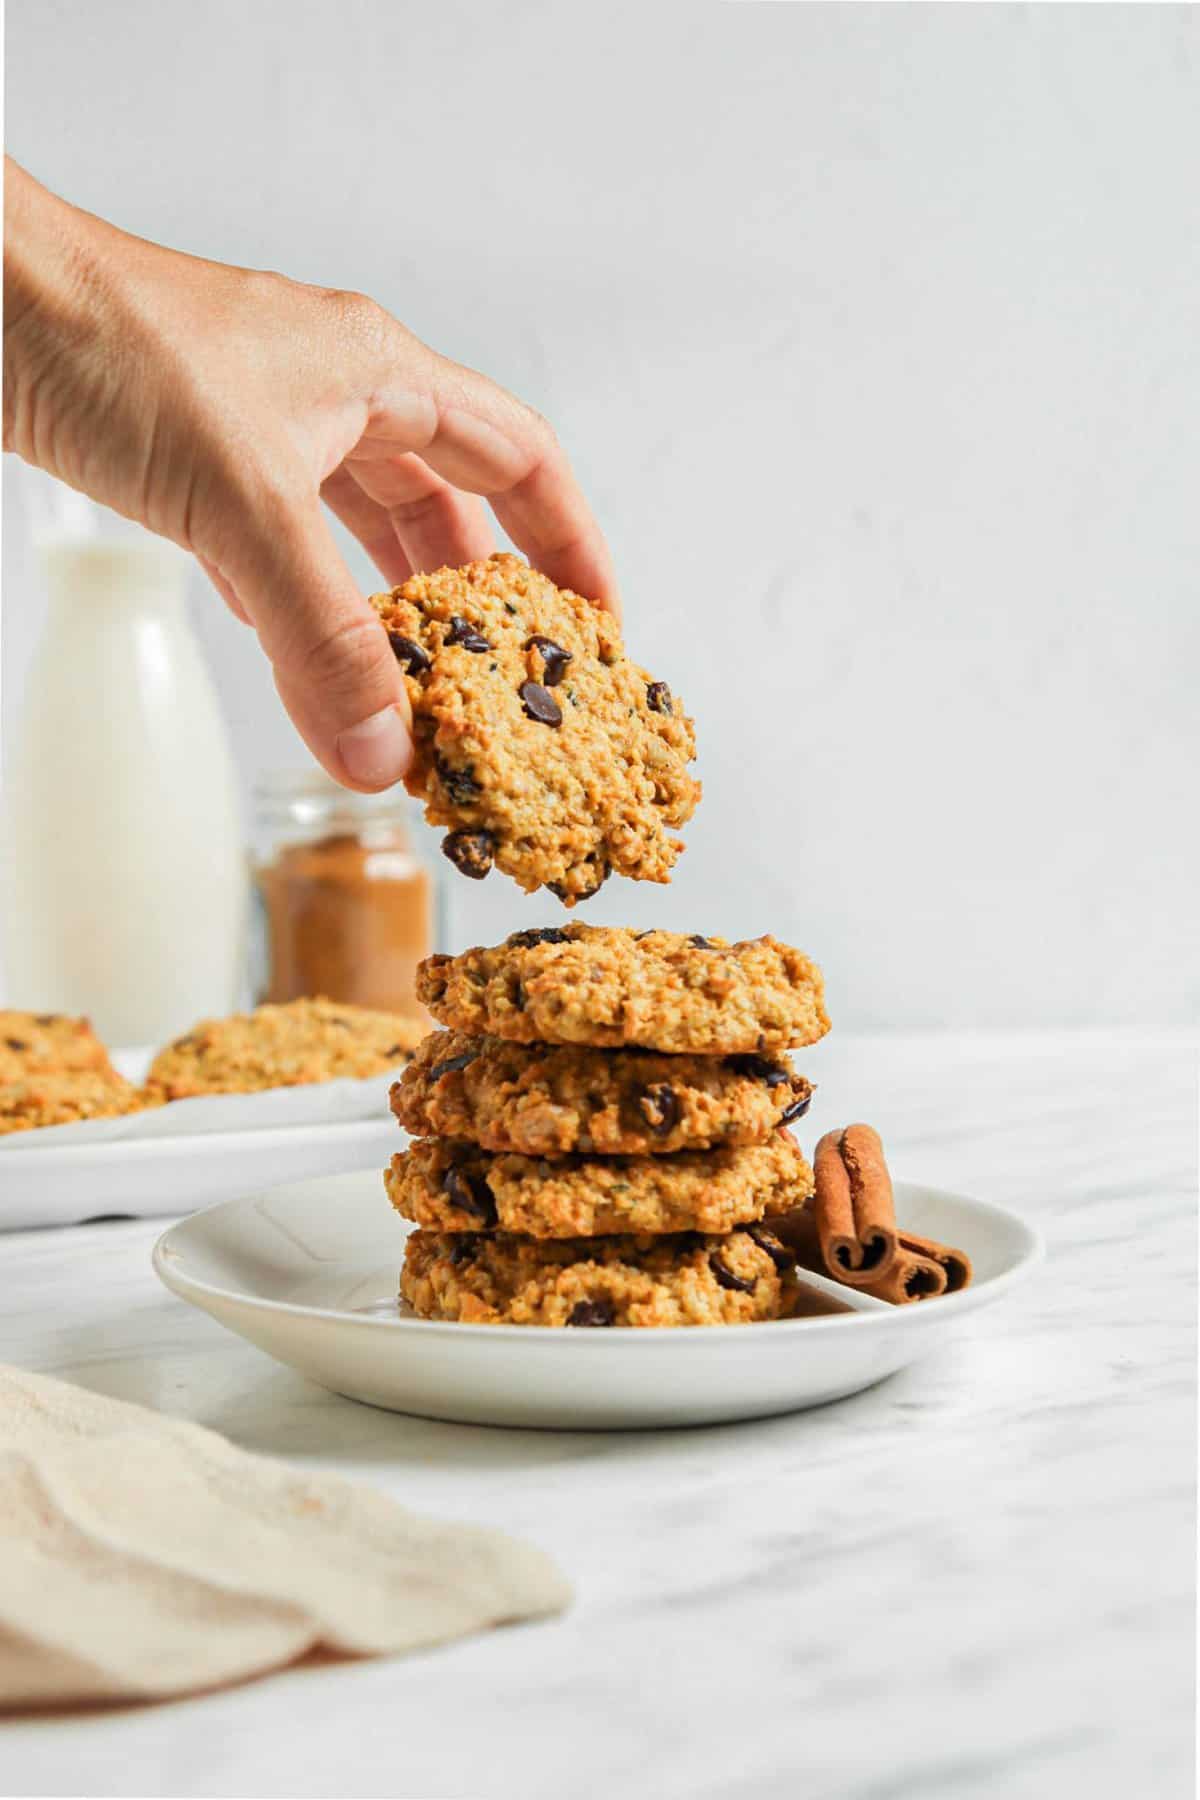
(229, 500), (412, 791)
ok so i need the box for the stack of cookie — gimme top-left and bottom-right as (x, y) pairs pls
(386, 924), (830, 1328)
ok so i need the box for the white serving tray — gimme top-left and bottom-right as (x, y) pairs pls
(0, 1047), (405, 1230)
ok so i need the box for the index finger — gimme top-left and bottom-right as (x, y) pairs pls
(367, 344), (621, 616)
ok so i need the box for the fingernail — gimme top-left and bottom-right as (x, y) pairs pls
(336, 705), (411, 788)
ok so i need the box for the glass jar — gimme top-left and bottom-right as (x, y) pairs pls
(251, 770), (438, 1022)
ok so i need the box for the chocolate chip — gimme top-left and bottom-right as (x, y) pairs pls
(548, 863), (609, 904)
(5, 1037), (28, 1051)
(566, 1298), (615, 1328)
(778, 1091), (812, 1125)
(448, 1235), (481, 1267)
(388, 632), (431, 674)
(436, 755), (483, 805)
(442, 830), (495, 880)
(384, 1044), (408, 1058)
(709, 1254), (756, 1293)
(445, 615), (491, 652)
(688, 934), (713, 948)
(639, 1083), (679, 1135)
(428, 1051), (477, 1082)
(725, 1054), (790, 1088)
(442, 1162), (497, 1226)
(747, 1224), (793, 1272)
(525, 635), (573, 687)
(34, 1014), (59, 1026)
(519, 680), (563, 727)
(646, 681), (673, 714)
(507, 927), (569, 948)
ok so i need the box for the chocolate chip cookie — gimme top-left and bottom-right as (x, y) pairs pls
(417, 925), (830, 1055)
(144, 998), (423, 1100)
(368, 553), (699, 904)
(400, 1224), (799, 1326)
(0, 1011), (118, 1082)
(0, 1070), (148, 1136)
(385, 1131), (814, 1238)
(392, 1030), (813, 1156)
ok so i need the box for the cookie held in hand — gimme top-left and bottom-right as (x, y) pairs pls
(369, 554), (699, 904)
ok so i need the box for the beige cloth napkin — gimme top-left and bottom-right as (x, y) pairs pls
(0, 1364), (570, 1708)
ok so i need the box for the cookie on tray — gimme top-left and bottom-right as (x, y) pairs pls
(392, 1029), (813, 1156)
(0, 1010), (118, 1081)
(385, 1131), (814, 1239)
(417, 925), (830, 1055)
(368, 553), (700, 904)
(400, 1224), (799, 1327)
(0, 1070), (147, 1136)
(144, 998), (424, 1101)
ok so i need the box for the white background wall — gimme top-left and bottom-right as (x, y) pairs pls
(4, 1), (1197, 1027)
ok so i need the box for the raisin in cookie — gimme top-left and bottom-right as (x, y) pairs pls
(385, 1131), (814, 1239)
(0, 1071), (147, 1136)
(144, 998), (423, 1100)
(368, 553), (699, 904)
(417, 925), (830, 1055)
(392, 1030), (813, 1156)
(400, 1225), (799, 1327)
(0, 1011), (117, 1082)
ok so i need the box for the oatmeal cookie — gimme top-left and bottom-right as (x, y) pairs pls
(368, 553), (699, 903)
(144, 998), (423, 1100)
(385, 1131), (814, 1238)
(0, 1011), (117, 1081)
(392, 1029), (813, 1155)
(400, 1224), (799, 1327)
(417, 925), (830, 1054)
(0, 1071), (147, 1136)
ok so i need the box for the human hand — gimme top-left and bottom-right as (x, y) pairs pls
(2, 159), (618, 790)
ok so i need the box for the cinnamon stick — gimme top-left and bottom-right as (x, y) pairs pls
(812, 1124), (898, 1284)
(770, 1166), (973, 1306)
(895, 1231), (972, 1293)
(858, 1245), (948, 1305)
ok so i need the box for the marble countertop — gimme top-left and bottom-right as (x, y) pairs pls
(1, 1031), (1194, 1799)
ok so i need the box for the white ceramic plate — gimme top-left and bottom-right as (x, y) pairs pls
(153, 1172), (1042, 1430)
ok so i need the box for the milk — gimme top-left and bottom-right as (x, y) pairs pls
(1, 537), (247, 1043)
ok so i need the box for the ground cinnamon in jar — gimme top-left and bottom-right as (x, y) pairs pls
(253, 774), (436, 1022)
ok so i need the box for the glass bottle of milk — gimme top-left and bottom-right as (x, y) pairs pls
(1, 473), (247, 1045)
